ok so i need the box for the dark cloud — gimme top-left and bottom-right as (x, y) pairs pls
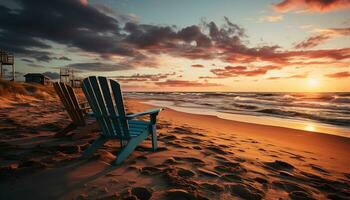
(0, 0), (134, 60)
(43, 71), (60, 80)
(68, 62), (135, 72)
(325, 71), (350, 78)
(191, 64), (205, 68)
(155, 80), (222, 87)
(58, 56), (71, 61)
(273, 0), (350, 13)
(111, 72), (176, 82)
(295, 27), (350, 49)
(295, 35), (331, 49)
(123, 22), (211, 52)
(208, 65), (281, 78)
(21, 58), (34, 63)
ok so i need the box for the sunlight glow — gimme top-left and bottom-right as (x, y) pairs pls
(307, 78), (320, 88)
(305, 124), (316, 132)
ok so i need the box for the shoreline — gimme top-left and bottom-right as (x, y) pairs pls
(129, 97), (350, 138)
(127, 98), (350, 172)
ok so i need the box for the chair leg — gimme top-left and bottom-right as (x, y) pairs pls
(114, 132), (148, 165)
(81, 136), (108, 158)
(151, 125), (157, 151)
(55, 122), (77, 137)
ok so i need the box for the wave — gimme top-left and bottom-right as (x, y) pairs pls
(125, 92), (350, 127)
(257, 108), (350, 126)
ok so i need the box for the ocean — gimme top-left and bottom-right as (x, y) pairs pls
(124, 92), (350, 138)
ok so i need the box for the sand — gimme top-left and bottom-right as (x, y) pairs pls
(0, 86), (349, 200)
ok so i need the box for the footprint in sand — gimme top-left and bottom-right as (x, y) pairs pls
(230, 183), (265, 200)
(206, 145), (228, 155)
(173, 156), (206, 166)
(272, 180), (315, 200)
(197, 168), (220, 178)
(264, 160), (295, 171)
(140, 166), (163, 175)
(176, 167), (196, 178)
(182, 136), (202, 144)
(162, 189), (206, 200)
(200, 182), (224, 193)
(309, 164), (329, 174)
(214, 162), (247, 174)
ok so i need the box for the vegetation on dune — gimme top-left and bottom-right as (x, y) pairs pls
(0, 80), (56, 99)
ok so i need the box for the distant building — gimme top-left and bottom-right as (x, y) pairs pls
(24, 73), (51, 85)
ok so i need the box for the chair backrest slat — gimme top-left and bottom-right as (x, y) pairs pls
(59, 82), (84, 126)
(110, 79), (129, 137)
(98, 77), (124, 138)
(54, 82), (85, 126)
(82, 77), (111, 137)
(88, 77), (115, 137)
(65, 84), (85, 125)
(82, 76), (130, 139)
(54, 83), (72, 120)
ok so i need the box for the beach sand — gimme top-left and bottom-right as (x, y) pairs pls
(0, 86), (349, 200)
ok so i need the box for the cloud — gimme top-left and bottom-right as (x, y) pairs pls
(111, 72), (176, 82)
(155, 80), (222, 87)
(21, 58), (34, 63)
(43, 71), (60, 80)
(58, 56), (72, 61)
(267, 73), (308, 80)
(123, 22), (211, 53)
(68, 62), (135, 71)
(191, 64), (205, 68)
(0, 0), (134, 60)
(260, 15), (284, 22)
(273, 0), (350, 13)
(294, 34), (331, 49)
(207, 65), (281, 78)
(295, 27), (350, 49)
(325, 71), (350, 78)
(0, 1), (349, 74)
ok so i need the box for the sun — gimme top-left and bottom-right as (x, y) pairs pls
(307, 78), (319, 87)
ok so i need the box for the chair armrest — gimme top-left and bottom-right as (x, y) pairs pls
(126, 108), (163, 119)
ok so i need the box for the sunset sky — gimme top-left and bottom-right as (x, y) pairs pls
(0, 0), (349, 92)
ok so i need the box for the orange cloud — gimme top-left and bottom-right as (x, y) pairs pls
(295, 34), (331, 49)
(273, 0), (350, 13)
(295, 27), (350, 49)
(111, 72), (176, 82)
(209, 65), (281, 78)
(267, 73), (308, 80)
(155, 80), (222, 87)
(325, 71), (350, 78)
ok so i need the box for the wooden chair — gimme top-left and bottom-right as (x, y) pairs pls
(81, 76), (162, 165)
(53, 82), (92, 137)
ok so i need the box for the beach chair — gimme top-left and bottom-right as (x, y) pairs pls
(81, 76), (162, 165)
(53, 82), (92, 137)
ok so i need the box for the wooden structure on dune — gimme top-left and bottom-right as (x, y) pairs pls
(60, 67), (82, 88)
(0, 50), (15, 81)
(24, 73), (52, 85)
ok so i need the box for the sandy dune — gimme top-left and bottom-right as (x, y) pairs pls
(0, 84), (349, 200)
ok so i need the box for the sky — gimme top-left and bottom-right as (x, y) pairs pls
(0, 0), (349, 92)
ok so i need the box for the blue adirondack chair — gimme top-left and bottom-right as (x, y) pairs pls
(81, 76), (162, 165)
